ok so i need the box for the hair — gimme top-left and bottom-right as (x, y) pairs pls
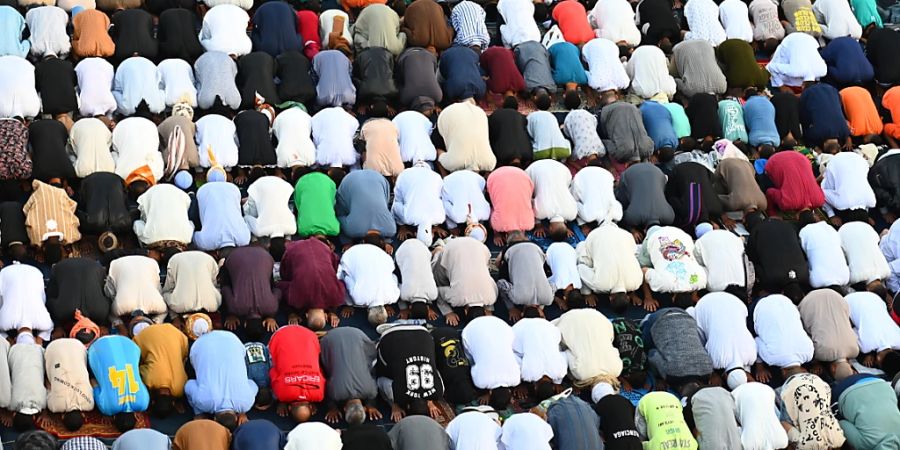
(563, 91), (581, 110)
(255, 386), (274, 408)
(618, 43), (631, 58)
(369, 99), (390, 118)
(611, 292), (630, 314)
(410, 302), (429, 320)
(677, 137), (699, 153)
(534, 91), (552, 111)
(534, 380), (555, 402)
(214, 411), (238, 431)
(8, 243), (26, 261)
(407, 398), (429, 417)
(868, 281), (889, 303)
(657, 147), (675, 163)
(362, 233), (387, 250)
(247, 166), (266, 185)
(548, 223), (569, 242)
(128, 180), (150, 200)
(43, 241), (63, 265)
(823, 140), (842, 155)
(158, 246), (182, 268)
(327, 167), (347, 187)
(882, 350), (900, 379)
(466, 305), (487, 321)
(245, 318), (266, 341)
(523, 306), (541, 319)
(733, 141), (750, 156)
(13, 430), (58, 450)
(62, 411), (84, 431)
(13, 413), (34, 432)
(763, 38), (779, 52)
(367, 306), (388, 326)
(290, 402), (312, 422)
(782, 282), (805, 305)
(658, 37), (673, 55)
(345, 401), (366, 425)
(743, 87), (759, 100)
(565, 290), (585, 309)
(269, 237), (286, 262)
(625, 371), (648, 389)
(844, 209), (871, 224)
(113, 413), (137, 432)
(798, 210), (817, 228)
(672, 292), (694, 309)
(758, 144), (776, 160)
(866, 134), (884, 146)
(152, 394), (175, 418)
(779, 136), (798, 150)
(74, 329), (96, 345)
(489, 387), (512, 410)
(502, 96), (519, 110)
(723, 284), (748, 303)
(744, 211), (765, 232)
(291, 166), (313, 185)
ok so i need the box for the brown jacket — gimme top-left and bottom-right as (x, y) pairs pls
(402, 0), (454, 52)
(716, 158), (767, 212)
(71, 10), (115, 58)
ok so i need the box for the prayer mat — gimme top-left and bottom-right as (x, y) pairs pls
(35, 410), (152, 440)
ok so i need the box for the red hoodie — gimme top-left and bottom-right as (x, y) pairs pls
(269, 325), (325, 403)
(296, 10), (321, 60)
(765, 150), (824, 215)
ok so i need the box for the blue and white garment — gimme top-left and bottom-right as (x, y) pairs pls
(451, 1), (490, 48)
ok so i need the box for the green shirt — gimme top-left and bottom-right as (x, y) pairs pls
(638, 392), (698, 450)
(294, 172), (340, 237)
(664, 103), (691, 139)
(851, 0), (882, 28)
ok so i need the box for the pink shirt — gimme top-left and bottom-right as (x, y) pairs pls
(487, 166), (535, 232)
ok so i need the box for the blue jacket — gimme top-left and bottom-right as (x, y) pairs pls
(439, 46), (486, 101)
(820, 37), (874, 86)
(800, 83), (850, 147)
(640, 101), (678, 150)
(251, 1), (303, 57)
(743, 96), (780, 147)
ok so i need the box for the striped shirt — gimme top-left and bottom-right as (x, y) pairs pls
(451, 1), (490, 48)
(23, 179), (81, 245)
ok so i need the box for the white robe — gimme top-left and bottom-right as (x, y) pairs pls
(800, 222), (850, 288)
(497, 0), (542, 47)
(195, 114), (239, 168)
(199, 4), (252, 56)
(113, 57), (166, 116)
(527, 111), (571, 157)
(690, 292), (757, 370)
(463, 316), (521, 389)
(243, 176), (297, 239)
(512, 318), (568, 384)
(133, 184), (195, 245)
(157, 58), (198, 108)
(840, 221), (891, 285)
(732, 382), (790, 450)
(285, 422), (343, 450)
(393, 111), (436, 163)
(684, 0), (727, 46)
(766, 32), (827, 87)
(589, 0), (641, 46)
(312, 107), (359, 168)
(105, 255), (167, 320)
(112, 117), (164, 182)
(162, 251), (222, 315)
(546, 242), (581, 291)
(396, 239), (438, 303)
(75, 57), (116, 117)
(525, 159), (577, 222)
(821, 152), (876, 217)
(392, 166), (445, 228)
(643, 226), (708, 293)
(582, 38), (630, 93)
(272, 107), (315, 168)
(45, 338), (94, 413)
(338, 244), (400, 307)
(9, 343), (46, 415)
(880, 219), (900, 293)
(0, 264), (53, 341)
(446, 412), (502, 450)
(500, 413), (554, 450)
(193, 182), (251, 250)
(571, 166), (622, 226)
(0, 56), (41, 119)
(846, 291), (900, 353)
(812, 0), (862, 40)
(552, 309), (623, 384)
(694, 229), (746, 291)
(70, 118), (115, 178)
(753, 294), (815, 367)
(719, 0), (754, 42)
(577, 224), (643, 294)
(441, 170), (491, 228)
(626, 46), (677, 100)
(26, 6), (70, 58)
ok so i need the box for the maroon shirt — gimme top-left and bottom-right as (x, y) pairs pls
(222, 246), (281, 318)
(479, 46), (526, 94)
(279, 238), (346, 310)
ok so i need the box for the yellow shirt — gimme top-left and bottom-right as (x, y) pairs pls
(133, 323), (188, 397)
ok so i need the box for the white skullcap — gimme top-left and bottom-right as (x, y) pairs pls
(131, 321), (151, 337)
(695, 222), (713, 239)
(192, 317), (210, 338)
(591, 382), (615, 403)
(726, 369), (748, 391)
(15, 331), (35, 345)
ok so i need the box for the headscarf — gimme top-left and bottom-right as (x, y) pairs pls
(69, 309), (100, 346)
(61, 437), (106, 450)
(285, 422), (342, 450)
(174, 420), (231, 450)
(341, 424), (393, 450)
(184, 313), (213, 341)
(726, 368), (748, 390)
(714, 139), (749, 161)
(232, 420), (284, 450)
(113, 429), (172, 450)
(125, 165), (157, 188)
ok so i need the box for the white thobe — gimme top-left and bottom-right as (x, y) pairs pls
(500, 413), (554, 450)
(800, 222), (850, 288)
(589, 0), (641, 46)
(192, 182), (251, 251)
(0, 56), (41, 119)
(694, 229), (747, 291)
(272, 107), (315, 168)
(821, 152), (876, 217)
(732, 383), (790, 450)
(571, 166), (621, 226)
(70, 118), (114, 178)
(766, 32), (827, 87)
(199, 4), (252, 56)
(105, 255), (167, 320)
(880, 219), (900, 293)
(684, 0), (727, 46)
(525, 159), (577, 222)
(512, 318), (568, 383)
(75, 57), (116, 117)
(812, 0), (863, 40)
(576, 224), (643, 294)
(552, 309), (623, 383)
(112, 117), (164, 182)
(463, 316), (521, 389)
(753, 294), (815, 367)
(719, 0), (754, 42)
(497, 0), (542, 47)
(547, 242), (581, 291)
(446, 412), (502, 450)
(133, 184), (194, 245)
(243, 176), (296, 238)
(9, 343), (46, 415)
(626, 45), (677, 100)
(338, 244), (400, 307)
(395, 238), (438, 303)
(26, 6), (70, 57)
(392, 165), (445, 228)
(441, 170), (491, 228)
(0, 340), (9, 409)
(113, 57), (166, 115)
(840, 221), (891, 285)
(582, 38), (631, 93)
(195, 114), (239, 168)
(312, 107), (359, 168)
(285, 422), (343, 450)
(157, 58), (198, 108)
(162, 251), (222, 315)
(0, 264), (53, 341)
(393, 111), (436, 163)
(690, 292), (757, 370)
(846, 291), (900, 353)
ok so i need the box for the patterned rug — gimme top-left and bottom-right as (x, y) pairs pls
(35, 410), (152, 440)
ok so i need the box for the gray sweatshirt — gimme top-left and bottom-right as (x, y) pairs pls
(601, 101), (655, 163)
(320, 327), (379, 403)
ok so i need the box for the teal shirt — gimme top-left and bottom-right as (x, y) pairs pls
(664, 103), (691, 138)
(851, 0), (882, 28)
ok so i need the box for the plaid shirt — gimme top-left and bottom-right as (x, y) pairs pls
(61, 437), (108, 450)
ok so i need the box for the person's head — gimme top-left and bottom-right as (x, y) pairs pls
(563, 90), (581, 110)
(466, 305), (487, 322)
(758, 144), (776, 160)
(13, 430), (58, 450)
(362, 232), (387, 251)
(74, 328), (97, 346)
(367, 305), (388, 326)
(43, 238), (63, 265)
(62, 411), (84, 431)
(245, 318), (266, 341)
(624, 370), (648, 389)
(677, 137), (698, 153)
(534, 379), (554, 402)
(290, 402), (312, 423)
(152, 394), (175, 418)
(779, 136), (798, 151)
(658, 36), (673, 55)
(368, 99), (390, 118)
(611, 292), (629, 314)
(506, 230), (528, 244)
(724, 284), (748, 303)
(763, 37), (779, 52)
(845, 208), (871, 224)
(782, 282), (805, 305)
(344, 400), (366, 425)
(409, 301), (429, 320)
(214, 410), (239, 431)
(617, 43), (631, 58)
(269, 237), (286, 261)
(823, 139), (841, 155)
(407, 398), (429, 417)
(534, 90), (552, 111)
(127, 180), (150, 200)
(672, 292), (694, 309)
(548, 221), (569, 242)
(743, 87), (759, 100)
(489, 387), (512, 410)
(13, 413), (34, 432)
(882, 350), (900, 379)
(523, 305), (541, 318)
(831, 360), (855, 381)
(113, 413), (137, 432)
(565, 289), (585, 309)
(798, 209), (817, 228)
(158, 246), (182, 268)
(502, 95), (519, 110)
(867, 279), (890, 303)
(255, 386), (274, 410)
(744, 210), (766, 232)
(8, 242), (26, 261)
(726, 368), (748, 390)
(306, 308), (327, 331)
(657, 147), (675, 164)
(679, 380), (702, 399)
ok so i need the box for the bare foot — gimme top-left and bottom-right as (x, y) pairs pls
(642, 297), (659, 312)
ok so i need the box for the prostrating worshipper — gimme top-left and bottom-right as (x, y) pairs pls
(553, 309), (623, 388)
(514, 40), (556, 99)
(285, 422), (342, 450)
(312, 106), (360, 168)
(548, 41), (588, 107)
(279, 238), (344, 330)
(352, 4), (406, 56)
(640, 226), (707, 301)
(665, 162), (724, 228)
(745, 213), (809, 301)
(109, 9), (157, 64)
(743, 91), (780, 148)
(359, 118), (404, 179)
(528, 109), (572, 161)
(236, 53), (280, 110)
(268, 325), (325, 423)
(836, 377), (900, 450)
(435, 99), (496, 173)
(841, 86), (884, 143)
(0, 56), (40, 119)
(243, 175), (297, 240)
(627, 45), (676, 100)
(732, 382), (790, 449)
(440, 45), (486, 100)
(390, 416), (451, 450)
(812, 0), (862, 40)
(342, 423), (393, 450)
(616, 163), (675, 229)
(799, 220), (850, 288)
(199, 4), (251, 56)
(511, 317), (567, 400)
(685, 93), (721, 142)
(496, 233), (555, 320)
(881, 219), (900, 294)
(451, 0), (489, 49)
(589, 0), (642, 48)
(133, 182), (194, 249)
(232, 420), (283, 450)
(397, 47), (442, 111)
(693, 225), (747, 294)
(500, 413), (553, 449)
(526, 159), (576, 238)
(637, 0), (680, 50)
(430, 327), (476, 405)
(0, 263), (53, 344)
(338, 240), (400, 325)
(23, 180), (80, 264)
(462, 316), (521, 411)
(44, 338), (93, 431)
(441, 169), (491, 235)
(157, 9), (204, 62)
(173, 419), (231, 450)
(8, 340), (46, 432)
(846, 291), (900, 376)
(683, 0), (726, 45)
(869, 144), (900, 214)
(88, 335), (150, 432)
(431, 237), (498, 326)
(111, 117), (164, 185)
(497, 0), (541, 47)
(487, 100), (532, 167)
(0, 201), (28, 261)
(276, 51), (316, 105)
(821, 152), (876, 220)
(393, 110), (436, 165)
(600, 99), (655, 164)
(320, 9), (352, 53)
(375, 324), (444, 421)
(686, 387), (742, 450)
(799, 84), (851, 152)
(192, 171), (251, 251)
(132, 323), (188, 419)
(718, 98), (749, 143)
(112, 57), (165, 116)
(820, 37), (874, 87)
(185, 330), (258, 429)
(781, 0), (822, 36)
(563, 110), (606, 162)
(70, 118), (114, 178)
(487, 166), (535, 244)
(553, 0), (594, 45)
(391, 162), (446, 244)
(671, 40), (727, 99)
(447, 408), (503, 449)
(161, 251), (221, 322)
(105, 254), (167, 330)
(71, 10), (115, 59)
(272, 106), (314, 168)
(763, 149), (825, 216)
(113, 429), (172, 450)
(313, 50), (357, 108)
(320, 327), (380, 425)
(396, 237), (439, 317)
(753, 293), (815, 381)
(294, 172), (339, 239)
(194, 51), (241, 112)
(719, 0), (753, 42)
(46, 258), (110, 332)
(546, 241), (581, 309)
(577, 224), (644, 308)
(76, 172), (131, 249)
(251, 1), (302, 57)
(402, 0), (453, 52)
(243, 340), (273, 410)
(34, 55), (77, 124)
(336, 169), (396, 242)
(220, 245), (280, 338)
(690, 292), (757, 384)
(780, 372), (846, 449)
(642, 308), (713, 393)
(864, 28), (900, 86)
(766, 32), (827, 89)
(29, 120), (74, 184)
(0, 6), (30, 57)
(749, 0), (784, 47)
(582, 38), (630, 94)
(234, 110), (277, 167)
(354, 47), (398, 110)
(799, 289), (859, 380)
(635, 392), (698, 450)
(840, 221), (892, 301)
